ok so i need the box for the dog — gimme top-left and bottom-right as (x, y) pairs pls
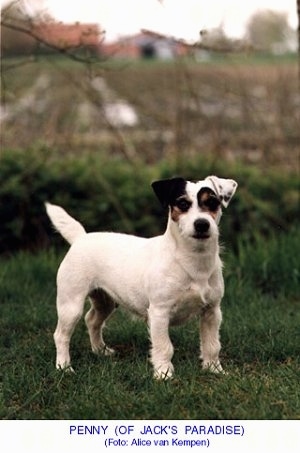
(45, 175), (237, 379)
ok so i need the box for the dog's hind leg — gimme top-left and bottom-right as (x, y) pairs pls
(85, 289), (116, 356)
(200, 304), (223, 373)
(54, 293), (86, 371)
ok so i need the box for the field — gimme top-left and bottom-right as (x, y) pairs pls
(0, 55), (299, 420)
(1, 54), (299, 171)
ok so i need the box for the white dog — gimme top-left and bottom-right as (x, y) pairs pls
(46, 175), (237, 379)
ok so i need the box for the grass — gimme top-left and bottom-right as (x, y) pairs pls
(0, 228), (299, 420)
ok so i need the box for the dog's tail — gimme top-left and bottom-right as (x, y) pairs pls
(45, 202), (86, 244)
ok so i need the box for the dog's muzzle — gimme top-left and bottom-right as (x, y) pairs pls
(193, 218), (210, 239)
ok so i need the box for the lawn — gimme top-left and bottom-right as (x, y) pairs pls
(0, 228), (299, 420)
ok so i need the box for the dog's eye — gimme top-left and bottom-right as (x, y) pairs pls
(175, 198), (191, 212)
(203, 196), (221, 211)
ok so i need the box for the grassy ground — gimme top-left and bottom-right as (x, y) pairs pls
(0, 228), (299, 420)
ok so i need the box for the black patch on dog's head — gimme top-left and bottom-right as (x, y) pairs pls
(151, 177), (187, 208)
(197, 187), (221, 212)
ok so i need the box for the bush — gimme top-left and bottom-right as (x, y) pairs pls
(0, 147), (299, 254)
(225, 226), (300, 298)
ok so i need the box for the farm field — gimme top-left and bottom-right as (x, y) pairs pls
(1, 55), (299, 171)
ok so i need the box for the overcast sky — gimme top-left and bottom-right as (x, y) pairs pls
(2, 0), (298, 42)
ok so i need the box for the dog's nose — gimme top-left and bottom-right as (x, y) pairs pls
(194, 218), (210, 234)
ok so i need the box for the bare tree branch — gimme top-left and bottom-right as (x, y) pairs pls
(1, 19), (104, 66)
(1, 1), (140, 166)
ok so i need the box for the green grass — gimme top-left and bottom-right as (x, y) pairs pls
(0, 228), (299, 420)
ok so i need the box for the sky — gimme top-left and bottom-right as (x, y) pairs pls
(2, 0), (299, 42)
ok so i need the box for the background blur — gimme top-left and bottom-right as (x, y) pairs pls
(0, 0), (299, 252)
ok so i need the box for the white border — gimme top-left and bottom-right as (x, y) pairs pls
(1, 420), (299, 452)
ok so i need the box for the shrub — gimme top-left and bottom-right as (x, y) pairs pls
(0, 147), (298, 254)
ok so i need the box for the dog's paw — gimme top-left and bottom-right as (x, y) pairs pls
(92, 345), (115, 356)
(56, 364), (75, 373)
(102, 346), (115, 356)
(153, 363), (174, 381)
(202, 360), (225, 374)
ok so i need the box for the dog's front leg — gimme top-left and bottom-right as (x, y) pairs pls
(200, 304), (223, 373)
(148, 304), (174, 380)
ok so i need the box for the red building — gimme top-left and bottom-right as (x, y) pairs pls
(33, 22), (101, 51)
(100, 29), (191, 60)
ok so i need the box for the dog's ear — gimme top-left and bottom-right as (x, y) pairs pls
(205, 176), (238, 208)
(151, 177), (186, 208)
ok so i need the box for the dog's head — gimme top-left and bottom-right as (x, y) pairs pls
(152, 176), (237, 244)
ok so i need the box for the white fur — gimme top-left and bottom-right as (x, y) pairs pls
(46, 176), (237, 379)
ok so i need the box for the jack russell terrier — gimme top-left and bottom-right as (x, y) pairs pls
(46, 175), (237, 379)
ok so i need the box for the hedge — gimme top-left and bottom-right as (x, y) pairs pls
(0, 147), (299, 254)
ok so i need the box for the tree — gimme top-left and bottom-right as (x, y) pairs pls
(199, 26), (234, 51)
(245, 9), (294, 53)
(1, 0), (102, 59)
(1, 0), (37, 55)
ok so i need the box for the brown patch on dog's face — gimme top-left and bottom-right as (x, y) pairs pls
(171, 206), (182, 222)
(197, 188), (221, 219)
(171, 196), (192, 222)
